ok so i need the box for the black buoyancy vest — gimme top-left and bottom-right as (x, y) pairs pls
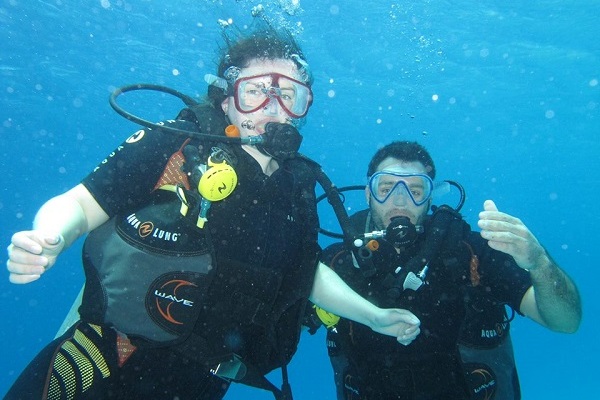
(328, 209), (517, 399)
(79, 110), (320, 378)
(203, 154), (320, 372)
(81, 198), (214, 346)
(324, 210), (473, 398)
(327, 208), (477, 355)
(79, 128), (219, 347)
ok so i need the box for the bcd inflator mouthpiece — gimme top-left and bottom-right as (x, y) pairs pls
(386, 264), (430, 298)
(400, 266), (429, 291)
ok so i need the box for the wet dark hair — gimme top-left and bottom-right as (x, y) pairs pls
(367, 141), (436, 179)
(207, 27), (310, 110)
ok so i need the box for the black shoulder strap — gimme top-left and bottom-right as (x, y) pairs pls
(177, 103), (229, 137)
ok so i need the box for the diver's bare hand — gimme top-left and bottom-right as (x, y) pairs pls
(371, 308), (421, 346)
(478, 200), (548, 270)
(6, 230), (64, 284)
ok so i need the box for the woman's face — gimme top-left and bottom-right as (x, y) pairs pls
(221, 58), (305, 139)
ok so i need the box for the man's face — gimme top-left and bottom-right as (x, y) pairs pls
(366, 157), (431, 230)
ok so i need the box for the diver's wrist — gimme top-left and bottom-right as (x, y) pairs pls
(527, 252), (551, 272)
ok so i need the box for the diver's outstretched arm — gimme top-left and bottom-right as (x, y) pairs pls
(478, 199), (582, 333)
(310, 262), (421, 345)
(6, 184), (108, 284)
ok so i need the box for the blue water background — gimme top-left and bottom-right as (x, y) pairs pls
(1, 1), (598, 398)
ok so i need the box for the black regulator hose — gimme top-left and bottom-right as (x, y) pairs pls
(296, 158), (360, 245)
(315, 185), (364, 240)
(445, 180), (466, 212)
(109, 83), (244, 144)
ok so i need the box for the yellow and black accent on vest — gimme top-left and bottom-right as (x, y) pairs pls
(46, 323), (110, 400)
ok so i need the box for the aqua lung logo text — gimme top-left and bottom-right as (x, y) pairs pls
(92, 145), (124, 172)
(154, 279), (197, 325)
(126, 213), (180, 242)
(480, 321), (508, 338)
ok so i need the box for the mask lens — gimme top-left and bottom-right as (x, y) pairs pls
(236, 77), (271, 112)
(369, 172), (433, 206)
(276, 76), (311, 117)
(234, 73), (312, 118)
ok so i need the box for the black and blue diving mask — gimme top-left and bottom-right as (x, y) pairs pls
(368, 170), (435, 207)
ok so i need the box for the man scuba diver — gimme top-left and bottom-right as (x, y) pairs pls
(307, 141), (581, 400)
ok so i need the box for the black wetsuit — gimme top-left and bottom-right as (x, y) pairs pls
(322, 209), (530, 400)
(5, 115), (320, 400)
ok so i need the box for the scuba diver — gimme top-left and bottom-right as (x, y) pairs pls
(306, 141), (581, 399)
(4, 27), (420, 400)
